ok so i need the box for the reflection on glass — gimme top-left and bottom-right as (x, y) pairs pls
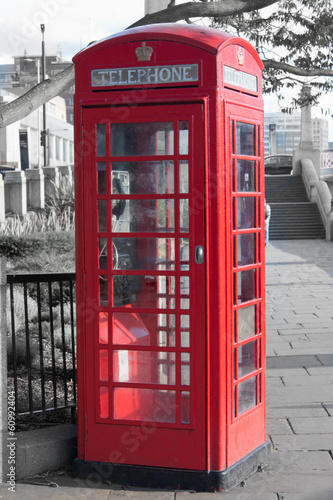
(180, 239), (189, 270)
(99, 238), (107, 269)
(97, 162), (106, 194)
(237, 197), (256, 229)
(158, 276), (175, 310)
(180, 199), (189, 232)
(181, 353), (190, 386)
(238, 233), (255, 267)
(238, 376), (256, 414)
(99, 312), (108, 344)
(181, 391), (190, 424)
(179, 122), (189, 155)
(111, 161), (174, 194)
(238, 305), (256, 341)
(179, 162), (189, 193)
(114, 388), (176, 422)
(98, 200), (107, 232)
(111, 122), (174, 156)
(238, 269), (256, 303)
(99, 349), (108, 381)
(99, 275), (108, 306)
(97, 124), (106, 157)
(238, 340), (257, 377)
(158, 329), (175, 347)
(180, 276), (190, 309)
(236, 122), (255, 156)
(111, 199), (175, 233)
(113, 275), (176, 309)
(236, 160), (255, 192)
(113, 350), (175, 385)
(100, 387), (109, 418)
(112, 238), (175, 271)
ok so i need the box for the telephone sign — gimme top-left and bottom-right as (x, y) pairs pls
(73, 23), (270, 492)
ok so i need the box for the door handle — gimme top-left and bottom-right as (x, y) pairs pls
(195, 245), (204, 264)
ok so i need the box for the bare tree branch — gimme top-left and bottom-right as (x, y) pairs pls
(0, 65), (75, 128)
(128, 0), (280, 28)
(263, 59), (333, 77)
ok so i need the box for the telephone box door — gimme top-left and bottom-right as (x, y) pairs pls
(80, 103), (206, 470)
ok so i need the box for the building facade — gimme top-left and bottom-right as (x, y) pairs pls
(264, 111), (329, 156)
(0, 88), (73, 170)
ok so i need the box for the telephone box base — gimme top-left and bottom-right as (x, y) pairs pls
(74, 441), (271, 492)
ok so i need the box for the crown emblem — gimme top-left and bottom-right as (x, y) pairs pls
(135, 42), (153, 62)
(237, 49), (244, 66)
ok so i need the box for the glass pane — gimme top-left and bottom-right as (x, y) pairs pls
(99, 275), (108, 306)
(111, 199), (174, 233)
(111, 161), (174, 194)
(98, 200), (107, 232)
(238, 340), (257, 377)
(112, 237), (175, 271)
(236, 122), (255, 156)
(179, 122), (189, 155)
(238, 376), (257, 414)
(238, 269), (256, 303)
(180, 238), (189, 270)
(113, 275), (176, 308)
(181, 353), (190, 386)
(238, 305), (256, 341)
(111, 122), (174, 156)
(97, 124), (106, 157)
(113, 350), (176, 385)
(97, 162), (106, 194)
(236, 160), (255, 192)
(114, 388), (176, 422)
(180, 314), (190, 347)
(180, 199), (189, 232)
(100, 387), (109, 418)
(181, 391), (190, 424)
(99, 238), (107, 269)
(179, 162), (189, 193)
(180, 276), (190, 310)
(112, 312), (176, 347)
(99, 349), (108, 381)
(237, 197), (256, 229)
(238, 233), (255, 267)
(99, 312), (108, 344)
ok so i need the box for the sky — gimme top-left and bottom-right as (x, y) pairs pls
(0, 0), (146, 63)
(1, 0), (332, 135)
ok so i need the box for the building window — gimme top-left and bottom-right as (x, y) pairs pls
(56, 137), (61, 161)
(63, 140), (67, 163)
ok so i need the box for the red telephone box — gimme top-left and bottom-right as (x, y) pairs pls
(73, 23), (270, 491)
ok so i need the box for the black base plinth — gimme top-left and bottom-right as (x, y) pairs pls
(73, 440), (271, 492)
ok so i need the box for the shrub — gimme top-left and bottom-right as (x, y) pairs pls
(0, 235), (44, 259)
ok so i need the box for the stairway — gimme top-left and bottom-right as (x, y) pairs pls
(265, 175), (326, 240)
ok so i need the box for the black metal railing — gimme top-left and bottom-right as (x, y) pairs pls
(7, 272), (76, 421)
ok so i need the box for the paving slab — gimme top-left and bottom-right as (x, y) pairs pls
(266, 402), (328, 419)
(289, 416), (333, 434)
(267, 418), (293, 435)
(282, 375), (333, 386)
(270, 433), (333, 452)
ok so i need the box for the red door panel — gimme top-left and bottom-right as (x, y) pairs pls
(81, 104), (206, 470)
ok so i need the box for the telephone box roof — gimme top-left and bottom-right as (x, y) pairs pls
(73, 23), (263, 68)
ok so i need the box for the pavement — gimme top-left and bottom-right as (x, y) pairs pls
(1, 239), (333, 500)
